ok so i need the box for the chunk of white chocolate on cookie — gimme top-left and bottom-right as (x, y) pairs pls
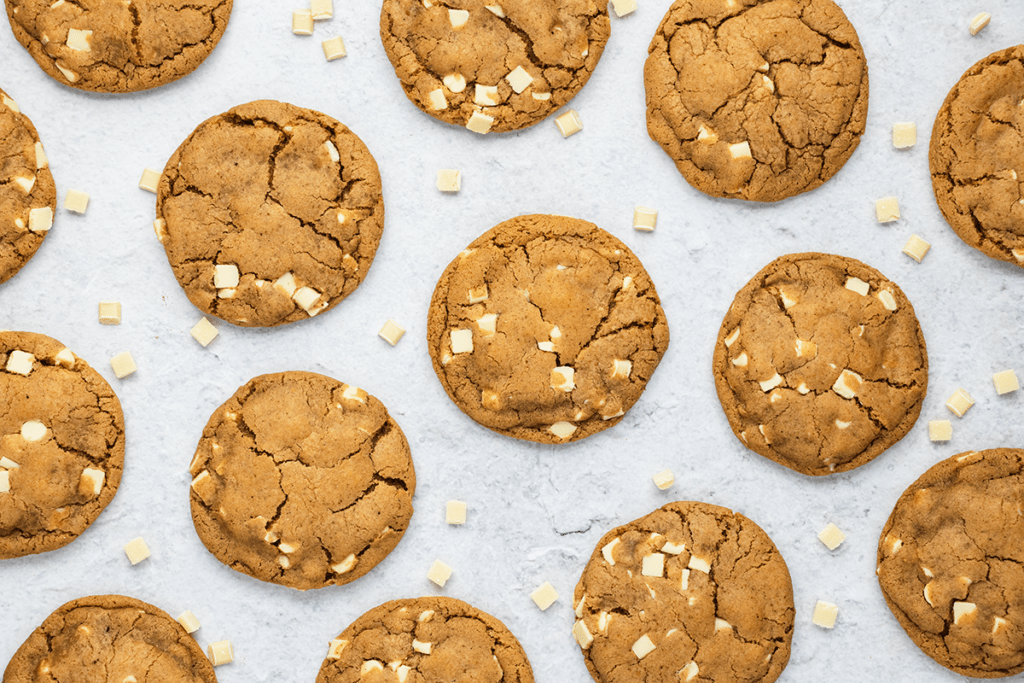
(6, 350), (34, 375)
(759, 373), (783, 392)
(729, 141), (752, 159)
(550, 367), (576, 392)
(642, 553), (665, 577)
(549, 421), (576, 439)
(80, 468), (104, 496)
(29, 206), (53, 233)
(832, 369), (862, 399)
(66, 28), (91, 51)
(506, 66), (533, 94)
(631, 634), (655, 659)
(448, 8), (469, 29)
(466, 111), (494, 134)
(450, 329), (473, 354)
(428, 88), (448, 110)
(474, 84), (500, 106)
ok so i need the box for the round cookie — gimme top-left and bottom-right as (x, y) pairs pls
(877, 448), (1024, 678)
(4, 0), (232, 93)
(644, 0), (869, 202)
(189, 371), (414, 591)
(3, 594), (217, 683)
(712, 253), (927, 476)
(573, 501), (794, 683)
(1, 331), (125, 559)
(1, 89), (55, 286)
(426, 214), (669, 444)
(316, 596), (534, 683)
(156, 100), (384, 327)
(930, 45), (1024, 268)
(379, 0), (610, 134)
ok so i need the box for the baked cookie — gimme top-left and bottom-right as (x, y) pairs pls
(713, 253), (927, 476)
(3, 594), (217, 683)
(930, 45), (1024, 268)
(573, 501), (794, 683)
(426, 214), (669, 444)
(644, 0), (868, 202)
(379, 0), (610, 133)
(877, 448), (1024, 678)
(1, 89), (55, 286)
(316, 597), (534, 683)
(4, 0), (232, 93)
(189, 371), (414, 591)
(156, 100), (384, 327)
(1, 331), (125, 559)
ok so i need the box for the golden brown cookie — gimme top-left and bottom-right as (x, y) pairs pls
(156, 100), (384, 327)
(316, 597), (534, 683)
(4, 0), (232, 93)
(1, 331), (125, 559)
(0, 89), (55, 286)
(644, 0), (869, 202)
(876, 448), (1024, 678)
(426, 214), (669, 444)
(930, 45), (1024, 268)
(712, 253), (927, 476)
(379, 0), (610, 133)
(189, 371), (415, 591)
(573, 501), (794, 683)
(3, 594), (217, 683)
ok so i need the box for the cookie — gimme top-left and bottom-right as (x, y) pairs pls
(156, 100), (384, 327)
(712, 253), (927, 476)
(189, 371), (415, 591)
(426, 214), (669, 444)
(1, 89), (55, 286)
(876, 448), (1024, 678)
(315, 596), (534, 683)
(3, 594), (217, 683)
(379, 0), (610, 133)
(573, 501), (794, 683)
(930, 45), (1024, 268)
(644, 0), (869, 202)
(4, 0), (232, 93)
(1, 331), (125, 559)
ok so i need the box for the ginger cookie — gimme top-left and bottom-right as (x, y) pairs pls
(189, 371), (414, 591)
(713, 253), (927, 476)
(644, 0), (869, 202)
(379, 0), (610, 134)
(0, 331), (125, 559)
(3, 594), (217, 683)
(4, 0), (232, 93)
(930, 45), (1024, 268)
(156, 100), (384, 327)
(876, 448), (1024, 678)
(573, 501), (794, 683)
(316, 597), (534, 683)
(1, 89), (55, 286)
(426, 214), (669, 444)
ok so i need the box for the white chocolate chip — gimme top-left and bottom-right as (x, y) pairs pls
(794, 339), (816, 358)
(875, 196), (900, 223)
(928, 420), (952, 441)
(652, 469), (674, 490)
(835, 419), (851, 429)
(506, 65), (533, 94)
(642, 553), (665, 577)
(688, 556), (711, 573)
(446, 500), (467, 525)
(679, 569), (690, 590)
(450, 329), (473, 354)
(993, 369), (1019, 395)
(293, 286), (326, 315)
(532, 92), (551, 101)
(412, 639), (432, 654)
(35, 142), (48, 169)
(573, 620), (593, 648)
(428, 88), (448, 110)
(729, 141), (752, 159)
(903, 234), (931, 262)
(153, 218), (167, 243)
(292, 9), (314, 34)
(724, 326), (740, 347)
(832, 369), (862, 399)
(759, 373), (783, 392)
(631, 634), (655, 659)
(946, 388), (975, 417)
(436, 168), (461, 193)
(761, 75), (774, 92)
(311, 0), (333, 20)
(6, 350), (34, 375)
(633, 206), (657, 231)
(466, 110), (494, 134)
(378, 319), (406, 346)
(953, 601), (977, 625)
(20, 420), (46, 442)
(549, 421), (576, 439)
(14, 176), (35, 193)
(697, 125), (718, 144)
(55, 62), (79, 82)
(427, 559), (452, 587)
(555, 109), (583, 138)
(467, 284), (488, 303)
(123, 537), (150, 565)
(342, 385), (366, 403)
(812, 601), (838, 628)
(191, 317), (219, 347)
(474, 84), (500, 106)
(892, 122), (917, 149)
(448, 9), (469, 29)
(602, 538), (620, 565)
(213, 264), (239, 289)
(2, 95), (19, 113)
(680, 661), (699, 681)
(177, 611), (201, 634)
(530, 582), (559, 610)
(360, 660), (383, 676)
(0, 457), (18, 469)
(877, 290), (897, 311)
(818, 523), (846, 550)
(611, 0), (637, 16)
(66, 28), (92, 51)
(714, 619), (731, 632)
(326, 639), (348, 660)
(611, 359), (632, 379)
(443, 73), (467, 93)
(80, 468), (104, 496)
(475, 313), (497, 335)
(551, 367), (575, 392)
(662, 541), (684, 554)
(323, 140), (340, 163)
(797, 382), (810, 395)
(969, 12), (991, 35)
(844, 277), (869, 296)
(28, 206), (53, 233)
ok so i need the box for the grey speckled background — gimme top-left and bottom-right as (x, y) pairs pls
(2, 1), (1024, 681)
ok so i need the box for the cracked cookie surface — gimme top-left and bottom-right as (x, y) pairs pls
(189, 371), (415, 591)
(316, 596), (534, 683)
(1, 89), (55, 286)
(876, 448), (1024, 678)
(644, 0), (868, 202)
(0, 331), (125, 559)
(3, 594), (217, 683)
(426, 214), (669, 444)
(380, 0), (610, 133)
(156, 100), (384, 327)
(930, 45), (1024, 269)
(713, 253), (927, 476)
(573, 501), (794, 683)
(4, 0), (232, 93)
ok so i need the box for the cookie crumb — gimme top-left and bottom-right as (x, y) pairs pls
(633, 206), (657, 231)
(207, 640), (233, 666)
(427, 559), (452, 587)
(875, 196), (900, 223)
(436, 169), (461, 193)
(190, 317), (219, 347)
(969, 12), (991, 35)
(109, 352), (137, 379)
(466, 111), (494, 135)
(445, 500), (466, 525)
(611, 0), (637, 17)
(177, 610), (201, 634)
(378, 319), (406, 346)
(311, 0), (333, 20)
(123, 537), (151, 565)
(652, 469), (674, 490)
(555, 109), (583, 138)
(992, 369), (1019, 395)
(322, 36), (346, 60)
(902, 234), (931, 262)
(817, 523), (846, 550)
(892, 122), (917, 149)
(946, 388), (975, 417)
(928, 420), (952, 442)
(292, 9), (314, 35)
(98, 301), (121, 325)
(64, 189), (89, 214)
(29, 206), (53, 233)
(812, 600), (838, 628)
(530, 581), (558, 610)
(139, 168), (161, 193)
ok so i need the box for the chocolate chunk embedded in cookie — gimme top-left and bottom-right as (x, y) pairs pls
(0, 331), (125, 559)
(573, 501), (794, 683)
(189, 371), (414, 591)
(713, 253), (927, 476)
(877, 448), (1024, 678)
(644, 0), (868, 202)
(426, 214), (669, 444)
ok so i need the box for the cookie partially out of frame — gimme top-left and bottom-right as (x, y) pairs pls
(644, 0), (868, 202)
(4, 0), (232, 92)
(426, 214), (669, 444)
(877, 448), (1024, 678)
(930, 45), (1024, 268)
(189, 371), (415, 591)
(573, 501), (794, 683)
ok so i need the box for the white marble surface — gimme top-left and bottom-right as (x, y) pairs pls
(2, 1), (1024, 681)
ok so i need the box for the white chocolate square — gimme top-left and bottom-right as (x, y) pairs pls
(326, 639), (348, 660)
(292, 9), (314, 34)
(611, 359), (632, 379)
(213, 264), (239, 289)
(832, 369), (862, 399)
(812, 600), (838, 628)
(485, 4), (505, 17)
(875, 196), (900, 223)
(35, 142), (48, 169)
(946, 388), (975, 417)
(110, 351), (137, 379)
(680, 662), (699, 681)
(688, 556), (711, 573)
(641, 553), (665, 577)
(293, 286), (324, 314)
(795, 339), (816, 358)
(611, 0), (637, 17)
(633, 206), (657, 231)
(191, 317), (219, 347)
(662, 541), (684, 554)
(56, 63), (79, 82)
(427, 559), (452, 587)
(902, 234), (931, 262)
(530, 581), (559, 610)
(311, 0), (333, 20)
(55, 347), (75, 367)
(6, 349), (35, 375)
(476, 313), (497, 335)
(274, 272), (297, 297)
(444, 73), (467, 93)
(323, 140), (340, 163)
(555, 110), (583, 138)
(29, 206), (53, 233)
(448, 9), (469, 29)
(953, 601), (977, 624)
(652, 469), (674, 490)
(445, 500), (467, 525)
(66, 28), (92, 51)
(550, 366), (575, 392)
(631, 634), (655, 659)
(729, 141), (752, 159)
(64, 189), (89, 214)
(697, 125), (717, 144)
(549, 421), (576, 439)
(14, 175), (35, 193)
(474, 84), (500, 106)
(466, 111), (494, 134)
(123, 537), (151, 565)
(969, 12), (991, 35)
(153, 218), (167, 243)
(993, 369), (1019, 395)
(378, 319), (406, 346)
(451, 329), (473, 354)
(844, 277), (869, 296)
(331, 553), (357, 574)
(817, 523), (846, 550)
(428, 88), (448, 110)
(98, 301), (121, 325)
(436, 169), (461, 192)
(877, 289), (897, 311)
(207, 641), (234, 666)
(573, 620), (593, 648)
(892, 122), (917, 149)
(468, 284), (488, 304)
(759, 373), (783, 392)
(412, 639), (432, 654)
(602, 538), (620, 564)
(322, 36), (347, 61)
(139, 167), (161, 193)
(928, 420), (952, 441)
(80, 468), (104, 496)
(177, 610), (201, 634)
(506, 66), (533, 94)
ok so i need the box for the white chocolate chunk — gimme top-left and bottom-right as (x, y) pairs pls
(928, 420), (952, 441)
(555, 109), (583, 137)
(795, 339), (816, 358)
(875, 196), (900, 223)
(14, 176), (35, 193)
(311, 0), (333, 20)
(631, 634), (655, 659)
(724, 326), (740, 347)
(412, 639), (432, 654)
(969, 12), (991, 35)
(551, 367), (575, 392)
(574, 595), (586, 618)
(892, 122), (917, 149)
(446, 500), (467, 524)
(953, 601), (977, 625)
(177, 611), (201, 634)
(428, 88), (448, 110)
(697, 125), (718, 144)
(2, 95), (19, 113)
(293, 286), (326, 315)
(485, 4), (505, 17)
(466, 110), (494, 134)
(153, 218), (167, 242)
(817, 523), (845, 550)
(137, 167), (161, 193)
(467, 284), (488, 303)
(877, 289), (897, 311)
(207, 641), (233, 666)
(474, 84), (500, 106)
(190, 471), (216, 503)
(532, 92), (551, 100)
(191, 317), (219, 347)
(662, 541), (684, 554)
(797, 382), (810, 395)
(360, 660), (383, 676)
(7, 350), (35, 375)
(66, 28), (91, 51)
(64, 189), (89, 213)
(448, 9), (469, 29)
(278, 541), (299, 554)
(378, 319), (406, 346)
(123, 537), (150, 565)
(597, 611), (611, 633)
(812, 600), (838, 628)
(679, 569), (691, 590)
(342, 385), (366, 403)
(274, 272), (297, 297)
(110, 351), (137, 379)
(530, 582), (559, 610)
(729, 141), (752, 159)
(549, 421), (576, 439)
(29, 206), (53, 233)
(993, 369), (1019, 395)
(633, 206), (657, 231)
(506, 66), (533, 94)
(602, 538), (620, 565)
(642, 553), (665, 577)
(946, 388), (975, 417)
(573, 620), (593, 648)
(611, 0), (637, 16)
(427, 559), (452, 587)
(759, 373), (783, 392)
(332, 554), (357, 574)
(443, 73), (467, 93)
(761, 75), (774, 92)
(80, 468), (104, 496)
(451, 329), (473, 354)
(292, 9), (314, 34)
(714, 619), (732, 632)
(20, 420), (46, 442)
(845, 277), (869, 296)
(436, 169), (461, 192)
(832, 369), (862, 399)
(681, 661), (699, 681)
(213, 264), (239, 289)
(476, 313), (497, 335)
(418, 610), (435, 623)
(0, 457), (18, 469)
(993, 617), (1009, 635)
(732, 352), (748, 367)
(35, 142), (48, 169)
(652, 469), (674, 490)
(688, 556), (711, 573)
(55, 63), (78, 82)
(902, 234), (931, 262)
(326, 639), (348, 660)
(611, 359), (632, 379)
(323, 141), (340, 163)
